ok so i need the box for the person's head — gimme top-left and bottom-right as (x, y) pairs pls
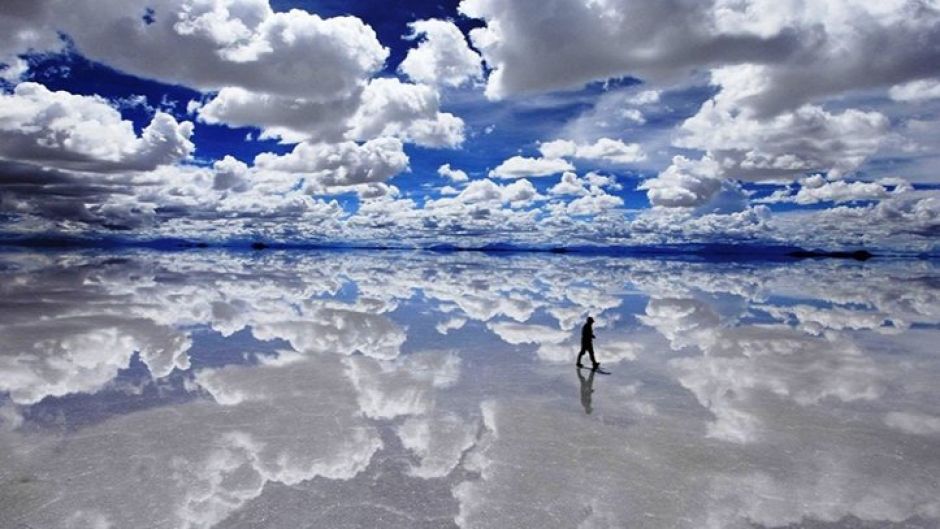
(586, 316), (594, 324)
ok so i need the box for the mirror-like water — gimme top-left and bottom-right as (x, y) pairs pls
(1, 250), (939, 529)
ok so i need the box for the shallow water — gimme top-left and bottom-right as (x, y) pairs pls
(1, 249), (939, 529)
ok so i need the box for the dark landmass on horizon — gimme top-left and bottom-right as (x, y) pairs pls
(1, 233), (934, 260)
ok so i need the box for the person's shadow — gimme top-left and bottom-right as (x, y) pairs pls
(577, 367), (596, 415)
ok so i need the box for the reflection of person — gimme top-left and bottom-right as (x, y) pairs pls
(577, 366), (595, 414)
(576, 316), (599, 369)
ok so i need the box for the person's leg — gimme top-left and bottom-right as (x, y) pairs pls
(576, 347), (585, 366)
(588, 344), (599, 367)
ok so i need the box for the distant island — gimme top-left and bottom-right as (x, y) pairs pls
(786, 249), (873, 261)
(1, 234), (932, 260)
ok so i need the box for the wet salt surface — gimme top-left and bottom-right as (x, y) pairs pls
(1, 249), (939, 529)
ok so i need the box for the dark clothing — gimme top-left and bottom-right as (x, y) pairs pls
(577, 321), (597, 366)
(580, 322), (594, 348)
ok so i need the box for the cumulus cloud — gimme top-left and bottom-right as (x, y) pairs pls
(540, 137), (646, 165)
(459, 0), (940, 110)
(0, 1), (63, 80)
(55, 0), (388, 102)
(211, 155), (251, 192)
(771, 193), (940, 251)
(565, 191), (624, 216)
(4, 2), (463, 154)
(3, 0), (939, 250)
(567, 138), (646, 164)
(399, 19), (483, 88)
(676, 65), (890, 181)
(627, 90), (660, 106)
(437, 163), (469, 182)
(433, 178), (540, 207)
(757, 175), (912, 205)
(489, 156), (573, 179)
(543, 171), (626, 217)
(346, 78), (464, 148)
(548, 171), (587, 196)
(638, 155), (724, 209)
(0, 82), (194, 172)
(628, 204), (771, 244)
(254, 137), (409, 192)
(199, 77), (464, 147)
(890, 78), (940, 102)
(195, 86), (360, 143)
(458, 0), (796, 99)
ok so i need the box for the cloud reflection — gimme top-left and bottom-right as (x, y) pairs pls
(0, 250), (937, 528)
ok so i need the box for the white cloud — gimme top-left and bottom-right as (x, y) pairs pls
(889, 78), (940, 103)
(440, 178), (540, 207)
(439, 185), (461, 196)
(196, 86), (358, 143)
(634, 64), (892, 213)
(771, 193), (940, 252)
(0, 1), (62, 81)
(347, 78), (464, 148)
(540, 137), (646, 165)
(548, 171), (623, 215)
(572, 137), (646, 164)
(629, 204), (771, 243)
(437, 163), (469, 182)
(677, 65), (890, 181)
(457, 0), (798, 99)
(489, 155), (574, 179)
(639, 155), (724, 209)
(549, 171), (587, 196)
(501, 179), (540, 205)
(212, 155), (251, 192)
(585, 171), (620, 190)
(459, 0), (940, 112)
(566, 192), (624, 216)
(627, 90), (660, 106)
(447, 179), (501, 203)
(538, 139), (577, 160)
(620, 108), (646, 124)
(198, 77), (464, 148)
(58, 0), (388, 102)
(757, 175), (912, 205)
(254, 137), (409, 192)
(399, 19), (483, 88)
(3, 0), (939, 251)
(0, 82), (194, 172)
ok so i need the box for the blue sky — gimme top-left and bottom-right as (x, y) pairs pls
(1, 0), (939, 251)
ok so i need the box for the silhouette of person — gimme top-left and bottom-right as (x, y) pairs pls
(577, 366), (595, 414)
(576, 316), (599, 369)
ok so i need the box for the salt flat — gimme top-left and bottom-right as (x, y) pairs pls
(1, 250), (938, 529)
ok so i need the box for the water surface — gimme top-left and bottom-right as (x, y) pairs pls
(1, 250), (939, 528)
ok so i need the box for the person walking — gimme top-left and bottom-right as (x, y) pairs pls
(576, 316), (600, 369)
